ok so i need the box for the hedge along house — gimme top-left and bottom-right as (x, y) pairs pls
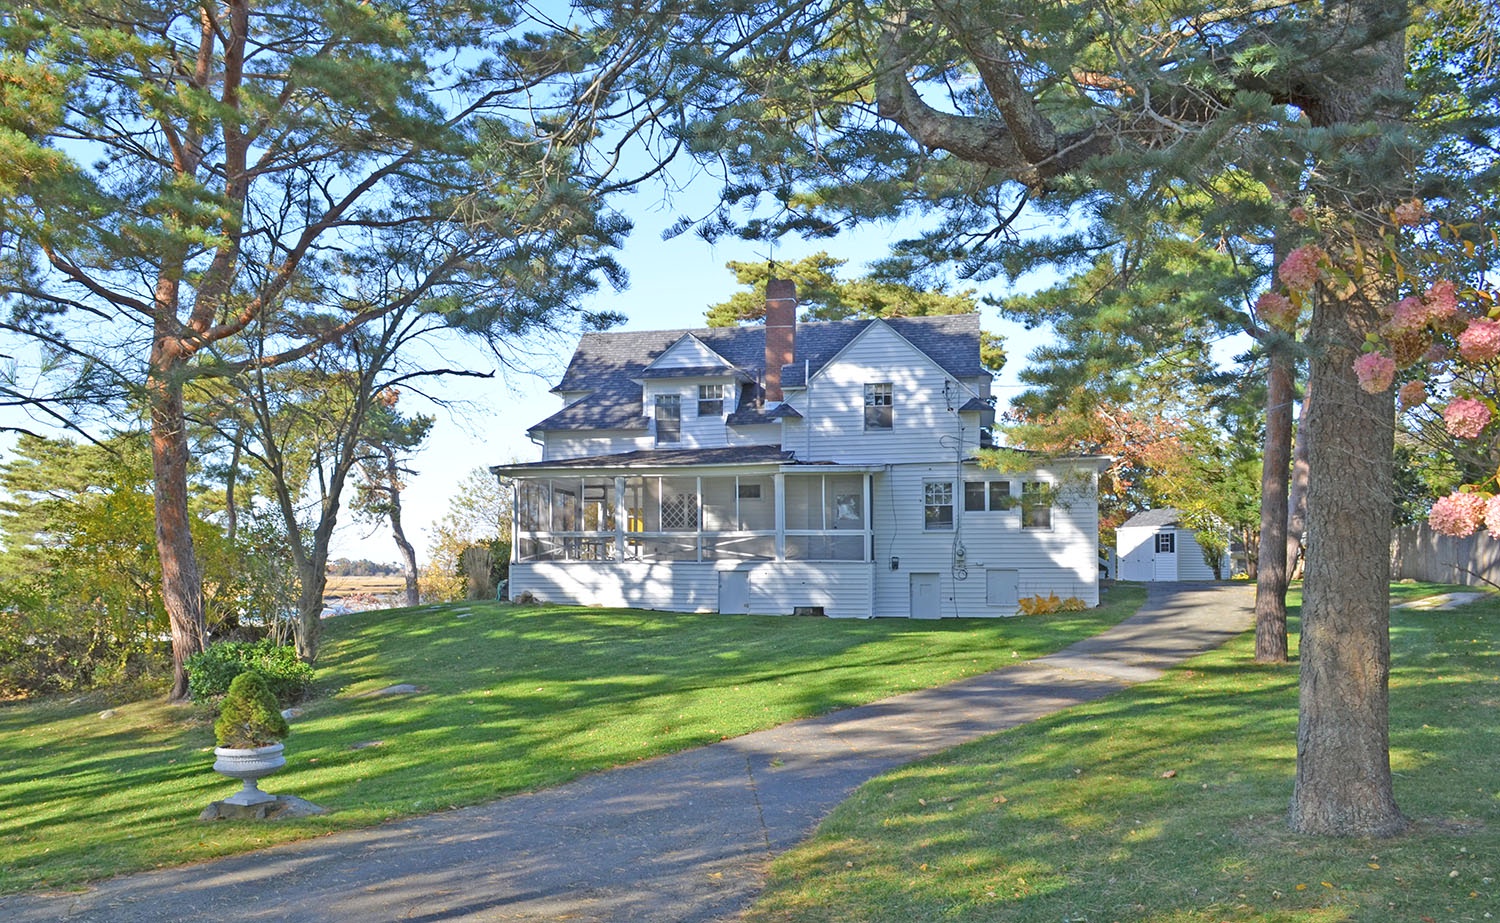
(491, 281), (1106, 618)
(1115, 508), (1228, 582)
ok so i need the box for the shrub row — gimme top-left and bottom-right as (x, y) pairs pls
(185, 638), (313, 705)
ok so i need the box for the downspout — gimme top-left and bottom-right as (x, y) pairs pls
(804, 359), (812, 461)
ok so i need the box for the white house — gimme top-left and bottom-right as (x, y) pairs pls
(492, 281), (1105, 618)
(1116, 508), (1226, 582)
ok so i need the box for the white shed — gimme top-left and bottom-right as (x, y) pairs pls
(1116, 509), (1225, 582)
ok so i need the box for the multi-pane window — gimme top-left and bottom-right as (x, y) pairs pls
(924, 481), (954, 530)
(698, 383), (725, 416)
(1155, 532), (1176, 553)
(864, 382), (893, 429)
(660, 478), (699, 530)
(1021, 481), (1053, 529)
(655, 394), (681, 444)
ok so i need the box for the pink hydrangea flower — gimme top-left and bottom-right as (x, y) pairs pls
(1424, 280), (1459, 322)
(1278, 245), (1326, 293)
(1393, 198), (1428, 227)
(1430, 492), (1488, 537)
(1444, 397), (1492, 439)
(1353, 351), (1396, 393)
(1255, 291), (1298, 330)
(1289, 205), (1310, 224)
(1458, 317), (1500, 363)
(1486, 495), (1500, 538)
(1398, 380), (1428, 407)
(1384, 296), (1427, 335)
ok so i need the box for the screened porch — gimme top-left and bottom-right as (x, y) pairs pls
(510, 470), (871, 564)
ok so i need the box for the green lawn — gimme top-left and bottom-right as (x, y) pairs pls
(741, 585), (1500, 923)
(0, 587), (1143, 894)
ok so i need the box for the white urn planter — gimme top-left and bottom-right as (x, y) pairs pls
(212, 743), (286, 806)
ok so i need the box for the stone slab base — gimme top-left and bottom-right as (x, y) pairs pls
(200, 794), (328, 822)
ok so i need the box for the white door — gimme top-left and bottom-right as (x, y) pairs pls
(986, 568), (1020, 609)
(718, 571), (750, 614)
(910, 573), (941, 619)
(1153, 531), (1179, 581)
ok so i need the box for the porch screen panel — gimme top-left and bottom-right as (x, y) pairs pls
(661, 477), (699, 531)
(703, 534), (774, 560)
(736, 477), (774, 530)
(623, 477), (652, 534)
(824, 474), (865, 530)
(551, 479), (580, 531)
(785, 534), (864, 561)
(784, 476), (822, 530)
(582, 479), (616, 531)
(642, 477), (663, 531)
(641, 536), (697, 560)
(701, 477), (736, 531)
(517, 481), (548, 532)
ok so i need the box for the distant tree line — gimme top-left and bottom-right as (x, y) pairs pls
(326, 559), (406, 578)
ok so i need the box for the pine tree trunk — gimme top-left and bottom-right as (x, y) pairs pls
(1254, 345), (1293, 663)
(1288, 279), (1405, 837)
(1287, 388), (1312, 578)
(149, 328), (207, 702)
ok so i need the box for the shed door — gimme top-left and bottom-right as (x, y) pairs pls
(1153, 531), (1178, 581)
(910, 573), (942, 619)
(718, 571), (750, 614)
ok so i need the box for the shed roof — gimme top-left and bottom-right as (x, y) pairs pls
(1119, 508), (1184, 530)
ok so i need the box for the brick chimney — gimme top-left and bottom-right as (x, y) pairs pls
(763, 279), (796, 402)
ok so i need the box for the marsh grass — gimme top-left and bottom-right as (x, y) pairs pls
(0, 587), (1142, 894)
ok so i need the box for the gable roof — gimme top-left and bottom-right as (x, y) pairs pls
(1120, 508), (1184, 530)
(534, 314), (984, 433)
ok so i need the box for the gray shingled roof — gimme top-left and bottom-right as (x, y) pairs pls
(1120, 508), (1184, 529)
(639, 366), (739, 380)
(533, 314), (983, 434)
(492, 446), (797, 473)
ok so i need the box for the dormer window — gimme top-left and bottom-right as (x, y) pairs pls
(864, 382), (893, 430)
(655, 394), (681, 444)
(698, 383), (725, 416)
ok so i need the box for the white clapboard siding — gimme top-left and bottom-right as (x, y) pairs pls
(787, 323), (978, 465)
(647, 334), (731, 370)
(507, 560), (874, 617)
(870, 461), (1100, 616)
(642, 380), (739, 450)
(545, 431), (652, 460)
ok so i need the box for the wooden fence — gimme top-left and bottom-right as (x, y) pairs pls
(1390, 522), (1500, 588)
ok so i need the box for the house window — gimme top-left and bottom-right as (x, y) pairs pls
(924, 481), (954, 530)
(1156, 532), (1176, 554)
(655, 394), (681, 444)
(1021, 481), (1053, 529)
(737, 483), (762, 500)
(988, 480), (1013, 510)
(964, 481), (986, 512)
(964, 480), (1014, 511)
(698, 383), (725, 416)
(864, 382), (893, 430)
(660, 477), (699, 531)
